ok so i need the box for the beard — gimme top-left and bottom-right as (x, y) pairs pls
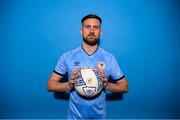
(83, 33), (100, 46)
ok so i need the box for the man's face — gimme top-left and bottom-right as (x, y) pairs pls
(80, 18), (102, 46)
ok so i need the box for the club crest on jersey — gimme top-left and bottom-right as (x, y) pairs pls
(98, 61), (106, 70)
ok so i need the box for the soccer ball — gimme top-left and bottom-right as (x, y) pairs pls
(74, 68), (103, 97)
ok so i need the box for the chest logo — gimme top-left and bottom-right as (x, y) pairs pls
(74, 61), (80, 66)
(98, 61), (106, 70)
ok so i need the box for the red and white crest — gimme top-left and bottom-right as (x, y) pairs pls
(98, 61), (106, 70)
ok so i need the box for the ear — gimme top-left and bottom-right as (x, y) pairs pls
(80, 28), (83, 35)
(100, 29), (103, 36)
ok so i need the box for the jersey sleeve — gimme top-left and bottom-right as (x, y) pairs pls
(110, 56), (125, 81)
(53, 53), (67, 76)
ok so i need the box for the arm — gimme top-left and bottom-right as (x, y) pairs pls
(105, 78), (128, 93)
(47, 73), (70, 92)
(47, 68), (80, 92)
(96, 67), (128, 93)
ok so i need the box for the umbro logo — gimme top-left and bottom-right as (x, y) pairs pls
(74, 61), (80, 66)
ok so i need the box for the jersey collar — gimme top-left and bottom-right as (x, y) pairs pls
(80, 45), (99, 56)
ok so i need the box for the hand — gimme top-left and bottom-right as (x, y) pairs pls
(96, 67), (108, 88)
(69, 67), (81, 88)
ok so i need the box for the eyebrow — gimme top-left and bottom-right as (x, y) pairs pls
(83, 25), (101, 27)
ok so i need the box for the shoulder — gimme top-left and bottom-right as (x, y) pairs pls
(99, 47), (115, 59)
(61, 46), (81, 58)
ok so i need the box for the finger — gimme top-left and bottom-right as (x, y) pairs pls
(71, 68), (81, 79)
(98, 72), (106, 79)
(71, 75), (77, 80)
(70, 79), (76, 85)
(96, 69), (106, 78)
(69, 79), (75, 87)
(96, 67), (103, 73)
(73, 67), (81, 76)
(69, 82), (74, 87)
(99, 74), (108, 82)
(74, 67), (81, 74)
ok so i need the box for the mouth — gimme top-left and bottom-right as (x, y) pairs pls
(88, 36), (95, 40)
(88, 34), (95, 38)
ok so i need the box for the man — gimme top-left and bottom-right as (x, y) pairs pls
(47, 14), (128, 119)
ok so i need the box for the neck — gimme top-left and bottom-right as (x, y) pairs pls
(82, 42), (98, 55)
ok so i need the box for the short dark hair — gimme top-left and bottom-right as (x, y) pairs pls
(81, 14), (102, 24)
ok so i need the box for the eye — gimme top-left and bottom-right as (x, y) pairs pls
(83, 25), (100, 30)
(83, 25), (91, 29)
(94, 26), (100, 30)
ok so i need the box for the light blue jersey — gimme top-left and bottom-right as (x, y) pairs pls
(54, 46), (125, 119)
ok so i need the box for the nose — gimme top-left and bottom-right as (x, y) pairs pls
(89, 27), (94, 33)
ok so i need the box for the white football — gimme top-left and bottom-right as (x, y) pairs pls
(74, 68), (103, 97)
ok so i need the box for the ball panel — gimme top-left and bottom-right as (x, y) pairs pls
(81, 68), (98, 86)
(74, 68), (103, 97)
